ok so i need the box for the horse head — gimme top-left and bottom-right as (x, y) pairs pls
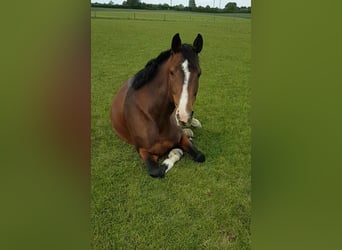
(167, 33), (203, 126)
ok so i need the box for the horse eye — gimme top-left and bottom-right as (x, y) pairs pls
(198, 72), (201, 77)
(170, 70), (174, 76)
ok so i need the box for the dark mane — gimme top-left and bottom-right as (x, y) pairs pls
(131, 49), (172, 90)
(131, 44), (199, 90)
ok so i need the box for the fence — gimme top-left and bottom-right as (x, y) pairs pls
(91, 8), (250, 22)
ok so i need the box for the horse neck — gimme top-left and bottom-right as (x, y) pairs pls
(147, 62), (174, 116)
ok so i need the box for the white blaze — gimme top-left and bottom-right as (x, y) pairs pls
(178, 59), (191, 122)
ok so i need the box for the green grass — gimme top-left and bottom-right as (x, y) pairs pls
(91, 9), (251, 249)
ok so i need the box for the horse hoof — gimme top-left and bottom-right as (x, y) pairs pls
(191, 118), (202, 128)
(182, 128), (194, 138)
(194, 152), (205, 163)
(149, 165), (167, 178)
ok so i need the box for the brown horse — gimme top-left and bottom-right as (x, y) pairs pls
(111, 33), (205, 178)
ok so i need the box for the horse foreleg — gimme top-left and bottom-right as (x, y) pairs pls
(163, 148), (183, 173)
(138, 148), (167, 178)
(179, 134), (205, 163)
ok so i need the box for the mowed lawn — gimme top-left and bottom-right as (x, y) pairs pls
(91, 9), (251, 249)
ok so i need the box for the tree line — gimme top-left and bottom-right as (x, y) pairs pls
(91, 1), (251, 13)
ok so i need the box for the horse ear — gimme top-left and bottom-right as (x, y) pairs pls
(193, 34), (203, 54)
(171, 33), (182, 53)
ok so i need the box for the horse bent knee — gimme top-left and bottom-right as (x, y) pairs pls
(148, 162), (167, 178)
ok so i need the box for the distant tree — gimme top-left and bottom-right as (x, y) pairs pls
(174, 4), (185, 11)
(225, 2), (238, 12)
(108, 0), (114, 5)
(127, 0), (140, 7)
(162, 3), (170, 9)
(189, 0), (196, 8)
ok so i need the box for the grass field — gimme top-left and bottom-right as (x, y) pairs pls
(91, 8), (251, 249)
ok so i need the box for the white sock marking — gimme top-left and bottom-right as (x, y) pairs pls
(191, 118), (202, 128)
(164, 148), (183, 173)
(182, 128), (194, 138)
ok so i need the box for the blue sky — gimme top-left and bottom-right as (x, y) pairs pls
(91, 0), (251, 8)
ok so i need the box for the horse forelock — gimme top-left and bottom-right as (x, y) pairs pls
(181, 44), (200, 70)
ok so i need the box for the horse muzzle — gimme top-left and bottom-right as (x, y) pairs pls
(176, 110), (193, 127)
